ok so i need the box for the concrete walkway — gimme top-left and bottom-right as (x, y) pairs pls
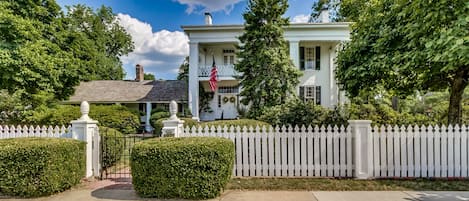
(1, 180), (469, 201)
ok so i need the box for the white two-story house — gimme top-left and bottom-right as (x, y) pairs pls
(183, 13), (350, 121)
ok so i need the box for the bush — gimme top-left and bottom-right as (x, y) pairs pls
(131, 137), (234, 199)
(153, 118), (198, 136)
(150, 111), (170, 130)
(100, 127), (125, 168)
(35, 105), (140, 134)
(0, 138), (85, 197)
(199, 119), (270, 128)
(259, 99), (330, 126)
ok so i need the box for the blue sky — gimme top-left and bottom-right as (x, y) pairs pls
(56, 0), (314, 80)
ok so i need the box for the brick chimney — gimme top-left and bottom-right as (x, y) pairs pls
(135, 64), (144, 81)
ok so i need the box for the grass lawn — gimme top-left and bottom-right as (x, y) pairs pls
(227, 178), (469, 191)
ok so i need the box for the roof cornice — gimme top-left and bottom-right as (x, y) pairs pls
(182, 22), (351, 32)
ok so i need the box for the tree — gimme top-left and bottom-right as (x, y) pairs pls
(336, 0), (469, 124)
(144, 73), (155, 80)
(60, 5), (133, 80)
(177, 56), (189, 81)
(236, 0), (302, 118)
(0, 0), (134, 123)
(309, 0), (342, 22)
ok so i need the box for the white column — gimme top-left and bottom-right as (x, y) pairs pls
(188, 41), (200, 121)
(71, 101), (99, 178)
(330, 44), (338, 106)
(289, 40), (300, 69)
(348, 120), (373, 179)
(162, 100), (185, 137)
(145, 102), (152, 132)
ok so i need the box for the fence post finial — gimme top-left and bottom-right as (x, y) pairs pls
(79, 101), (91, 121)
(162, 100), (184, 137)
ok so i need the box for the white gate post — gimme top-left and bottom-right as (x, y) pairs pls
(71, 101), (100, 178)
(162, 100), (185, 137)
(348, 120), (372, 179)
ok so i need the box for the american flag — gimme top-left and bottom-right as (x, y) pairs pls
(209, 56), (218, 92)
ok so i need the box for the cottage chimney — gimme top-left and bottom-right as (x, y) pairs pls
(135, 64), (144, 81)
(204, 12), (212, 25)
(319, 8), (330, 23)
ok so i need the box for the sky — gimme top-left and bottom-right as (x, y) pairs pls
(56, 0), (314, 80)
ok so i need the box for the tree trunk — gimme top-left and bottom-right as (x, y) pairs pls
(448, 70), (469, 125)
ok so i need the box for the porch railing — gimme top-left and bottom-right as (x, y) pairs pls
(198, 65), (241, 77)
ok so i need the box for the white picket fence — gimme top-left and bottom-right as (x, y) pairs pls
(181, 124), (469, 179)
(0, 125), (73, 139)
(182, 125), (354, 177)
(372, 125), (469, 178)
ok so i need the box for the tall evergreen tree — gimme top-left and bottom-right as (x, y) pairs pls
(236, 0), (302, 118)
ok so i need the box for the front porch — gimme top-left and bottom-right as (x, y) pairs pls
(199, 80), (240, 121)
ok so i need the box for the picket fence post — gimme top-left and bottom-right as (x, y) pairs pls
(348, 120), (373, 179)
(71, 101), (100, 178)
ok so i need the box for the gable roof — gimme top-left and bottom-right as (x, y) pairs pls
(66, 80), (187, 103)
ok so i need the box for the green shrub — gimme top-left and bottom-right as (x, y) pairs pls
(131, 137), (234, 199)
(199, 119), (270, 128)
(34, 105), (140, 134)
(100, 127), (125, 168)
(259, 99), (330, 126)
(153, 118), (198, 136)
(0, 138), (85, 197)
(150, 111), (170, 130)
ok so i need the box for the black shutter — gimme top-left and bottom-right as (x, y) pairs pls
(299, 86), (305, 101)
(315, 86), (321, 105)
(315, 46), (321, 70)
(299, 47), (305, 70)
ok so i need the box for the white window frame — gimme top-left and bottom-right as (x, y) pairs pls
(304, 47), (315, 70)
(223, 49), (235, 66)
(303, 85), (316, 102)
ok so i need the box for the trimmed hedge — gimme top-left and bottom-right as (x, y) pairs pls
(33, 105), (140, 134)
(100, 127), (125, 168)
(153, 118), (198, 136)
(199, 119), (270, 128)
(0, 138), (85, 197)
(131, 137), (235, 199)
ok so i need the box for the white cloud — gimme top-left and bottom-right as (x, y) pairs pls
(117, 13), (188, 79)
(291, 14), (310, 23)
(175, 0), (244, 14)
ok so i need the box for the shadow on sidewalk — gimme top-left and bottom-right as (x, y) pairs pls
(90, 178), (139, 200)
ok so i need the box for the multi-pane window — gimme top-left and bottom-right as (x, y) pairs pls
(305, 47), (315, 70)
(218, 86), (239, 94)
(299, 46), (321, 70)
(299, 85), (321, 105)
(223, 49), (235, 65)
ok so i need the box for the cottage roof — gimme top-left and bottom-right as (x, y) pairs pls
(66, 80), (187, 103)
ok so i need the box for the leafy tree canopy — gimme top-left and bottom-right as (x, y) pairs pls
(0, 0), (133, 121)
(336, 0), (469, 124)
(177, 56), (189, 81)
(236, 0), (302, 118)
(144, 73), (155, 80)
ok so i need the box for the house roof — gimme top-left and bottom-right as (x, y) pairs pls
(66, 80), (187, 103)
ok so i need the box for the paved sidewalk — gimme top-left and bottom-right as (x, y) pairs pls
(1, 180), (469, 201)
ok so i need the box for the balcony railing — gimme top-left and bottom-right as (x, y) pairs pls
(198, 65), (241, 78)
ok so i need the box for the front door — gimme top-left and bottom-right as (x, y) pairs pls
(218, 95), (237, 119)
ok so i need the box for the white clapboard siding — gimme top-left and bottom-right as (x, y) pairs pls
(0, 125), (71, 139)
(182, 124), (469, 179)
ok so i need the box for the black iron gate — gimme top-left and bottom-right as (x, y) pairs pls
(100, 128), (154, 180)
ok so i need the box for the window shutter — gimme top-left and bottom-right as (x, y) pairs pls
(315, 86), (321, 105)
(299, 47), (305, 70)
(315, 46), (321, 70)
(299, 86), (305, 101)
